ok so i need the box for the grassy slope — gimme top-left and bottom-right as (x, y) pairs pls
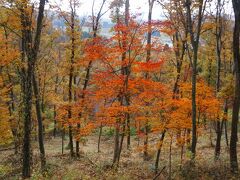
(1, 128), (240, 179)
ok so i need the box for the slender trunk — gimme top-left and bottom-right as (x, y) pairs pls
(97, 123), (103, 153)
(224, 121), (228, 147)
(118, 127), (125, 163)
(22, 72), (32, 178)
(173, 73), (181, 98)
(113, 0), (130, 166)
(68, 65), (74, 156)
(207, 58), (212, 86)
(168, 135), (173, 180)
(53, 61), (59, 137)
(113, 120), (120, 166)
(144, 0), (154, 161)
(20, 0), (46, 176)
(155, 130), (166, 173)
(76, 124), (80, 157)
(74, 76), (80, 157)
(215, 121), (221, 159)
(118, 117), (127, 162)
(230, 0), (240, 172)
(62, 126), (65, 154)
(68, 66), (74, 156)
(137, 121), (140, 146)
(127, 114), (130, 149)
(172, 31), (186, 99)
(32, 72), (46, 169)
(214, 0), (223, 160)
(68, 125), (74, 157)
(124, 0), (131, 150)
(223, 100), (229, 146)
(191, 49), (197, 158)
(53, 105), (57, 137)
(67, 1), (76, 157)
(185, 0), (204, 160)
(215, 120), (224, 159)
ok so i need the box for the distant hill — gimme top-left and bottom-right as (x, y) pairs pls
(48, 12), (171, 45)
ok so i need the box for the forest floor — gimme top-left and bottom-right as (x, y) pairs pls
(1, 129), (240, 180)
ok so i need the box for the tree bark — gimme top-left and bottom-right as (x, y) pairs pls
(113, 119), (120, 165)
(143, 0), (154, 161)
(20, 0), (46, 177)
(97, 123), (103, 153)
(68, 63), (74, 157)
(155, 130), (166, 173)
(68, 0), (76, 157)
(230, 0), (240, 173)
(223, 100), (229, 146)
(22, 66), (33, 178)
(32, 72), (46, 169)
(53, 105), (57, 137)
(185, 0), (204, 159)
(112, 0), (130, 166)
(62, 127), (65, 154)
(214, 0), (223, 160)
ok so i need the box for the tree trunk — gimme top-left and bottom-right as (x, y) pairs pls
(125, 0), (131, 150)
(118, 123), (125, 163)
(68, 65), (74, 157)
(20, 0), (46, 177)
(143, 0), (154, 161)
(53, 105), (57, 137)
(68, 125), (74, 157)
(32, 72), (46, 169)
(215, 120), (224, 159)
(155, 130), (166, 173)
(68, 64), (74, 157)
(53, 74), (59, 138)
(112, 0), (130, 166)
(185, 0), (204, 159)
(191, 49), (197, 159)
(223, 100), (229, 146)
(76, 124), (80, 157)
(22, 68), (33, 178)
(230, 0), (240, 172)
(97, 123), (103, 153)
(68, 1), (75, 157)
(214, 0), (223, 160)
(62, 127), (65, 154)
(113, 120), (120, 166)
(127, 114), (131, 149)
(168, 135), (173, 180)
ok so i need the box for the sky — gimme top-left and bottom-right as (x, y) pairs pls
(53, 0), (233, 21)
(55, 0), (165, 21)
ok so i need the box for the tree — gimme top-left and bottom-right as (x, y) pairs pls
(214, 0), (226, 159)
(230, 0), (240, 173)
(143, 0), (155, 161)
(185, 0), (207, 159)
(16, 0), (46, 177)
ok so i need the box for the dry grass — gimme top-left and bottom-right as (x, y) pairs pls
(1, 131), (240, 180)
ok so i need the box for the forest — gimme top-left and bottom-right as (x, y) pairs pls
(0, 0), (240, 179)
